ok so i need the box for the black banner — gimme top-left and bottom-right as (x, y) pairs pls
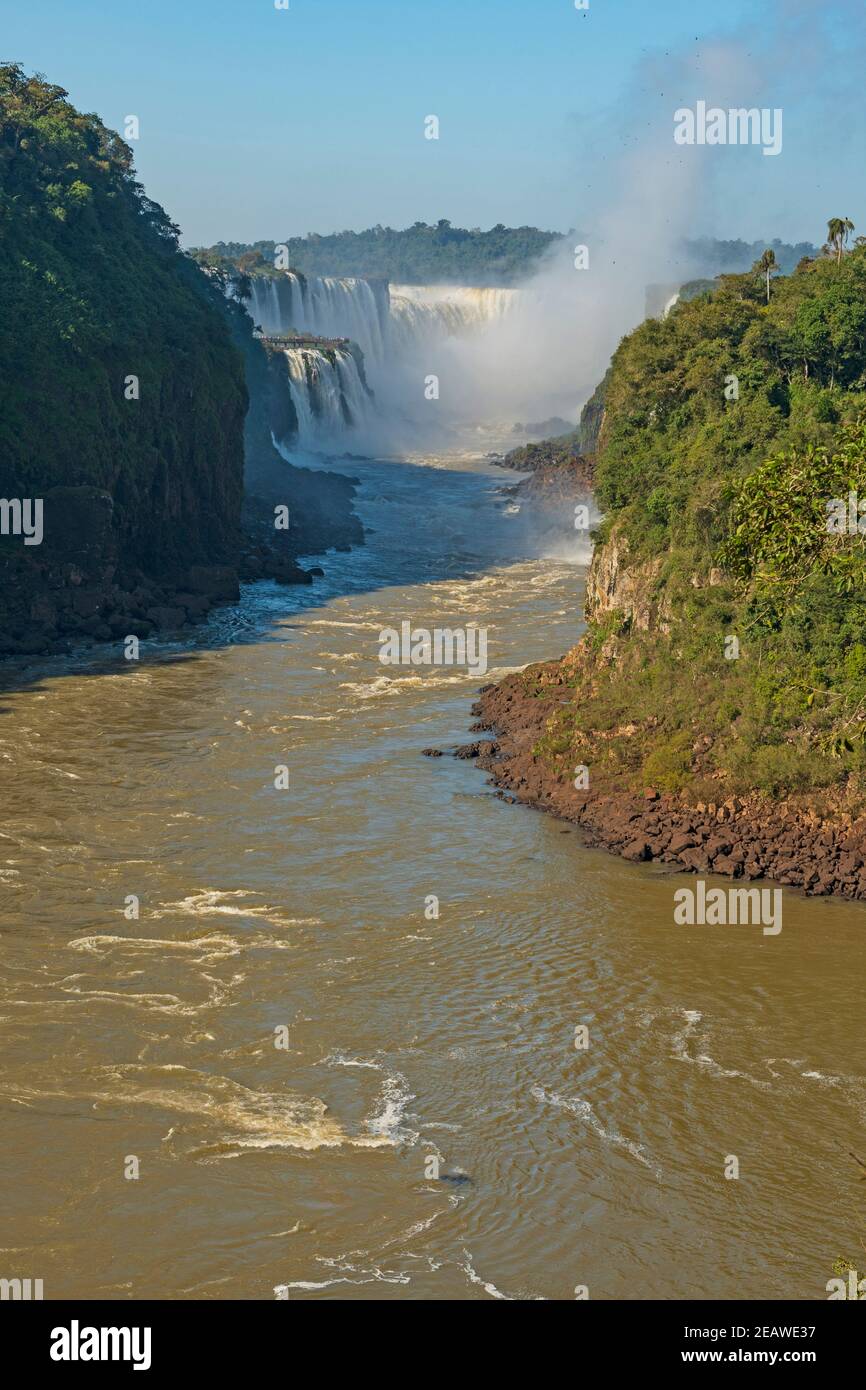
(4, 1299), (861, 1374)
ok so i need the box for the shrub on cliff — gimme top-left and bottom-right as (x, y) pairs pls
(594, 244), (866, 563)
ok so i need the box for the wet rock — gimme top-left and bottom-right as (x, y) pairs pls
(146, 605), (186, 630)
(175, 593), (212, 620)
(454, 741), (498, 760)
(11, 634), (51, 655)
(187, 565), (240, 601)
(271, 562), (313, 585)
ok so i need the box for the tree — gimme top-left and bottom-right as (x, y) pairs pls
(758, 248), (779, 303)
(827, 217), (855, 266)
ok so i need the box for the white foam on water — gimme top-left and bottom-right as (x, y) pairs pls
(530, 1084), (661, 1176)
(365, 1072), (418, 1146)
(457, 1250), (544, 1301)
(669, 1010), (772, 1091)
(322, 1052), (383, 1070)
(151, 889), (319, 928)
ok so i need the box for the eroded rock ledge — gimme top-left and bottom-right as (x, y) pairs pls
(462, 661), (866, 903)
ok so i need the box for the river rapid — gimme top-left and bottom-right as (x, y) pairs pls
(1, 443), (865, 1301)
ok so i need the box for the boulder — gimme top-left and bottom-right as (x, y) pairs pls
(186, 565), (240, 601)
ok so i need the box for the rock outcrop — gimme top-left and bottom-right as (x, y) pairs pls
(0, 65), (362, 662)
(584, 526), (670, 633)
(462, 662), (866, 902)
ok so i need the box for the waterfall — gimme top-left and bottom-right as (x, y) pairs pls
(271, 344), (374, 449)
(388, 284), (519, 353)
(249, 274), (390, 363)
(247, 273), (523, 450)
(248, 274), (519, 364)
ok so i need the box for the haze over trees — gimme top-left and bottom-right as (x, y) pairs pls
(201, 222), (562, 286)
(198, 226), (818, 287)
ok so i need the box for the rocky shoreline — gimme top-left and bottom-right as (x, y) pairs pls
(0, 471), (362, 664)
(454, 660), (866, 904)
(496, 451), (594, 506)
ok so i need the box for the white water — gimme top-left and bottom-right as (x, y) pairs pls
(249, 274), (519, 368)
(388, 285), (519, 354)
(248, 273), (525, 452)
(248, 275), (391, 363)
(276, 345), (374, 449)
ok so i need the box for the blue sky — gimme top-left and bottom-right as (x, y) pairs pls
(3, 0), (863, 248)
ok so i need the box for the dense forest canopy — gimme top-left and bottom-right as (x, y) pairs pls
(195, 224), (818, 287)
(196, 222), (562, 286)
(545, 229), (866, 803)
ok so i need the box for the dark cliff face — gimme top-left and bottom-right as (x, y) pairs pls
(0, 65), (363, 660)
(0, 64), (247, 652)
(225, 310), (363, 577)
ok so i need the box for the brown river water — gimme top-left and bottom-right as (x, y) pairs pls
(1, 447), (865, 1301)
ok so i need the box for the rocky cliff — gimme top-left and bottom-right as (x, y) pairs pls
(462, 242), (866, 902)
(0, 66), (247, 654)
(0, 65), (361, 659)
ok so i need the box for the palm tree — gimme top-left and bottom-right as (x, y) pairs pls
(827, 217), (856, 265)
(758, 248), (779, 302)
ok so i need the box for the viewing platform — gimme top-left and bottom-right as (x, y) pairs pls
(254, 331), (353, 351)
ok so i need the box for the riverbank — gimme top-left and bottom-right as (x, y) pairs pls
(0, 477), (362, 662)
(496, 451), (594, 506)
(462, 242), (866, 906)
(462, 653), (866, 903)
(4, 443), (865, 1301)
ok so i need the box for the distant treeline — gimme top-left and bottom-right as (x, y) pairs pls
(197, 223), (818, 286)
(200, 222), (561, 286)
(682, 236), (817, 277)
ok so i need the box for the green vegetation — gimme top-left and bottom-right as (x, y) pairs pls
(0, 62), (246, 577)
(537, 231), (866, 807)
(196, 222), (563, 286)
(196, 229), (817, 290)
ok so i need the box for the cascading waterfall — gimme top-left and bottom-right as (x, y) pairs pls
(248, 272), (522, 449)
(274, 344), (374, 449)
(248, 274), (519, 365)
(249, 274), (391, 364)
(387, 284), (519, 354)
